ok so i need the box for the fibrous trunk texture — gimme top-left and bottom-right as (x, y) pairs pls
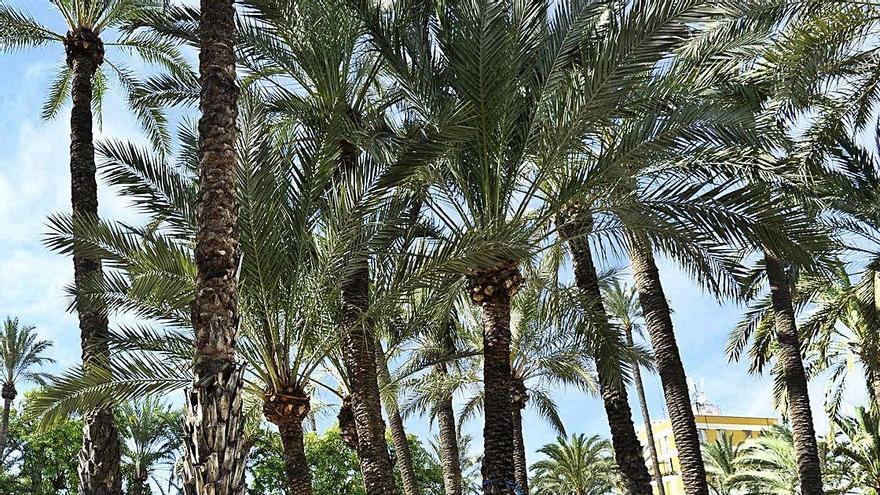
(341, 261), (397, 495)
(763, 249), (825, 495)
(64, 27), (123, 495)
(468, 263), (523, 495)
(338, 395), (359, 450)
(628, 233), (705, 495)
(379, 351), (421, 495)
(623, 323), (666, 495)
(435, 362), (463, 495)
(264, 390), (313, 495)
(557, 207), (653, 495)
(511, 379), (529, 495)
(183, 1), (247, 493)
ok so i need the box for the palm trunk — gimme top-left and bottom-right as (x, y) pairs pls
(435, 363), (463, 495)
(511, 405), (528, 495)
(468, 263), (523, 495)
(623, 323), (666, 495)
(341, 260), (398, 495)
(0, 396), (11, 459)
(279, 416), (313, 495)
(63, 28), (123, 495)
(264, 392), (312, 495)
(557, 207), (653, 495)
(182, 1), (247, 493)
(763, 249), (824, 495)
(627, 234), (705, 495)
(378, 350), (421, 495)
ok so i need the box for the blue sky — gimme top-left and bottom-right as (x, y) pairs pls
(0, 0), (870, 475)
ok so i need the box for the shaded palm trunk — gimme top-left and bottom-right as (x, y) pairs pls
(468, 263), (523, 495)
(64, 27), (123, 495)
(264, 392), (313, 495)
(338, 395), (359, 450)
(627, 233), (705, 495)
(341, 260), (398, 495)
(435, 362), (463, 495)
(182, 2), (247, 493)
(557, 207), (653, 495)
(0, 383), (14, 458)
(378, 348), (421, 495)
(622, 323), (666, 495)
(511, 379), (529, 495)
(763, 248), (824, 495)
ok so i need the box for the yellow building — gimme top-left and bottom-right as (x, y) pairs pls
(636, 413), (778, 495)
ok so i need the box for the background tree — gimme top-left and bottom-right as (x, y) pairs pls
(117, 397), (180, 495)
(0, 318), (53, 458)
(531, 434), (618, 495)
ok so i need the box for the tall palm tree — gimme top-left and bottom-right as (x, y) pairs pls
(34, 97), (350, 495)
(457, 256), (600, 495)
(604, 281), (666, 495)
(531, 434), (618, 495)
(353, 2), (616, 491)
(182, 0), (247, 491)
(0, 317), (53, 458)
(0, 2), (186, 491)
(118, 397), (180, 495)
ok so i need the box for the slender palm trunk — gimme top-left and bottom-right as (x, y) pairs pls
(623, 324), (666, 495)
(557, 207), (653, 495)
(378, 349), (421, 495)
(468, 263), (523, 495)
(341, 260), (397, 495)
(511, 387), (529, 495)
(264, 392), (312, 495)
(0, 392), (12, 458)
(63, 27), (123, 495)
(435, 362), (463, 495)
(627, 234), (705, 495)
(763, 249), (824, 495)
(182, 2), (247, 493)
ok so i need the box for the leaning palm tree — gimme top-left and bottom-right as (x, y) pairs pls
(118, 397), (180, 495)
(0, 2), (186, 491)
(604, 281), (666, 495)
(0, 317), (54, 458)
(531, 434), (618, 495)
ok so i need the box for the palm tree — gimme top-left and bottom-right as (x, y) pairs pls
(0, 318), (54, 459)
(456, 256), (599, 495)
(353, 2), (618, 491)
(181, 0), (248, 491)
(0, 2), (186, 491)
(35, 98), (344, 495)
(832, 406), (880, 494)
(531, 434), (618, 495)
(604, 281), (666, 495)
(702, 433), (743, 495)
(118, 397), (180, 495)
